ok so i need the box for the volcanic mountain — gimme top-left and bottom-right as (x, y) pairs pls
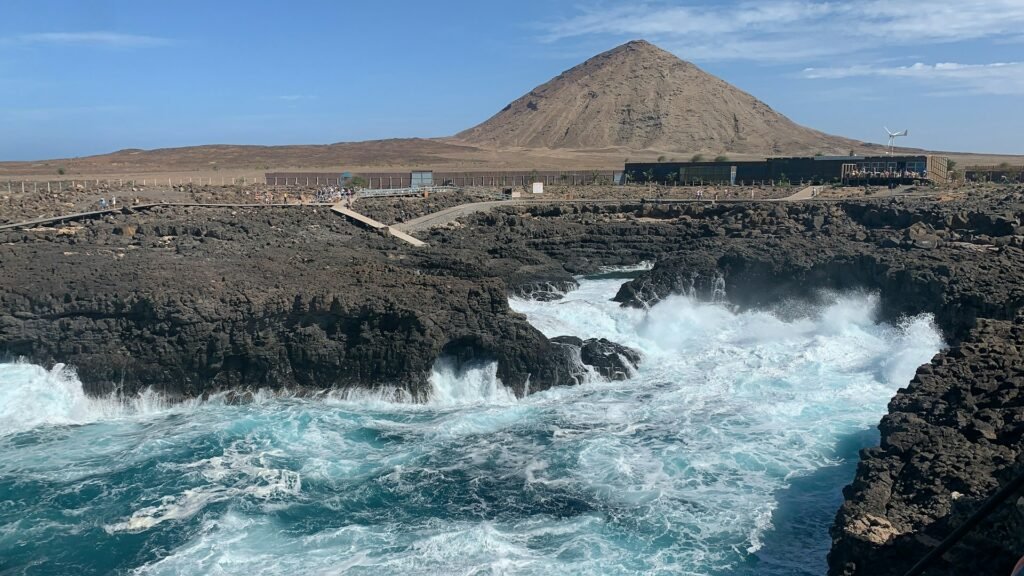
(454, 40), (862, 156)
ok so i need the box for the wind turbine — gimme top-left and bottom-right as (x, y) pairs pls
(885, 127), (908, 155)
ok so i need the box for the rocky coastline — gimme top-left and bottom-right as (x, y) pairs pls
(2, 186), (1024, 573)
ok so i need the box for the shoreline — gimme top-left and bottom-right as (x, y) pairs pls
(2, 186), (1023, 573)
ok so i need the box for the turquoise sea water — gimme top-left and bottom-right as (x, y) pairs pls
(0, 277), (942, 575)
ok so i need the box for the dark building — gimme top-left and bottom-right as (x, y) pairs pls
(626, 155), (950, 186)
(964, 165), (1024, 183)
(265, 170), (623, 189)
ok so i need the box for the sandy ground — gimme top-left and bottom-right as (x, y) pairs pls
(2, 140), (1019, 183)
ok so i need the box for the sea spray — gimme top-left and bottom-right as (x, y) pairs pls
(0, 276), (943, 575)
(0, 361), (187, 436)
(427, 357), (516, 405)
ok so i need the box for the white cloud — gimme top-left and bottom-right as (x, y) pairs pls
(544, 1), (1024, 61)
(10, 32), (168, 47)
(802, 62), (1024, 95)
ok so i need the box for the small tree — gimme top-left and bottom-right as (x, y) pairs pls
(714, 155), (729, 162)
(657, 155), (667, 162)
(350, 176), (368, 188)
(691, 154), (704, 162)
(57, 167), (65, 175)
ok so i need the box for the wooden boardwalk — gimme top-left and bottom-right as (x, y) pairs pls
(0, 202), (332, 232)
(331, 203), (426, 247)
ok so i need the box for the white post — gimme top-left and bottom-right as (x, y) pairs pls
(22, 182), (25, 193)
(48, 182), (51, 193)
(34, 182), (37, 192)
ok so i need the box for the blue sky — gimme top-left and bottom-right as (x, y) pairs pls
(2, 0), (1023, 160)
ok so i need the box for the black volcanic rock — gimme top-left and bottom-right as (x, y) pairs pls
(828, 314), (1024, 576)
(4, 185), (1024, 576)
(551, 336), (641, 381)
(0, 206), (585, 399)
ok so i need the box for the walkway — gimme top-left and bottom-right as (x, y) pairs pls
(395, 200), (513, 234)
(331, 202), (426, 247)
(0, 202), (333, 232)
(782, 186), (819, 201)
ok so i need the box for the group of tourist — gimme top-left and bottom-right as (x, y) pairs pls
(314, 186), (356, 204)
(846, 168), (926, 180)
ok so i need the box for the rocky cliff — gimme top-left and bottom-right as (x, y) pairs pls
(3, 187), (1024, 573)
(0, 205), (618, 399)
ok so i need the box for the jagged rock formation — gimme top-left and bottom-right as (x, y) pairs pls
(551, 336), (641, 381)
(829, 314), (1024, 575)
(455, 40), (862, 155)
(0, 206), (599, 399)
(3, 187), (1024, 575)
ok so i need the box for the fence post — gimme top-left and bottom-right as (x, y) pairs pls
(48, 182), (51, 193)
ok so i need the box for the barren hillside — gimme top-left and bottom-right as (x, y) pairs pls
(454, 40), (863, 155)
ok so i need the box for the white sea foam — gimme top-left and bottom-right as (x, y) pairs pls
(0, 362), (189, 436)
(427, 356), (516, 406)
(106, 443), (302, 534)
(2, 275), (944, 575)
